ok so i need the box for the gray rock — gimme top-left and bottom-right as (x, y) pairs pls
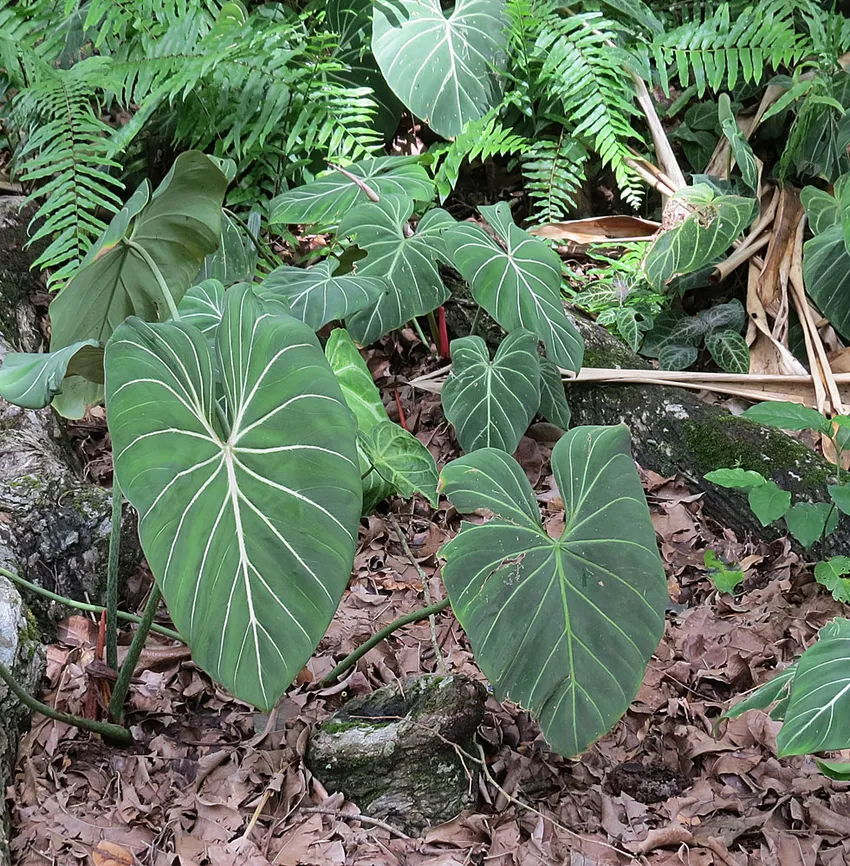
(308, 675), (487, 835)
(0, 576), (44, 866)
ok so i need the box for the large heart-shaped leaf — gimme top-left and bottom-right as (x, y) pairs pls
(0, 339), (99, 409)
(327, 0), (402, 135)
(444, 202), (583, 372)
(269, 156), (434, 228)
(177, 280), (227, 347)
(777, 617), (850, 756)
(50, 151), (228, 351)
(802, 224), (850, 340)
(644, 185), (757, 290)
(325, 327), (394, 511)
(340, 196), (454, 345)
(258, 259), (388, 331)
(440, 426), (666, 756)
(372, 0), (507, 139)
(106, 285), (361, 709)
(442, 330), (541, 453)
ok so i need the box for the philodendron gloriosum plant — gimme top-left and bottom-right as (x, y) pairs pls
(0, 152), (667, 757)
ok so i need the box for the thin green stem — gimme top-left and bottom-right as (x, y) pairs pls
(426, 311), (440, 353)
(106, 483), (122, 671)
(322, 597), (451, 685)
(469, 306), (482, 337)
(125, 240), (181, 321)
(226, 209), (278, 272)
(109, 585), (162, 725)
(0, 567), (182, 643)
(0, 661), (132, 745)
(411, 317), (431, 350)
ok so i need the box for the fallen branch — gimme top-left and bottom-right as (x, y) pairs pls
(299, 807), (411, 840)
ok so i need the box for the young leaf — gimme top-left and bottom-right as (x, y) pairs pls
(616, 306), (642, 351)
(177, 280), (226, 347)
(814, 556), (850, 603)
(704, 549), (745, 594)
(106, 284), (362, 710)
(372, 0), (508, 139)
(440, 425), (666, 757)
(697, 298), (746, 332)
(196, 210), (260, 287)
(644, 185), (757, 289)
(801, 186), (840, 236)
(777, 618), (850, 756)
(718, 94), (758, 191)
(258, 259), (388, 331)
(747, 480), (791, 525)
(442, 330), (541, 454)
(705, 468), (767, 490)
(538, 356), (571, 430)
(269, 156), (434, 228)
(339, 196), (454, 345)
(785, 502), (838, 548)
(815, 759), (850, 781)
(741, 401), (830, 433)
(444, 202), (584, 373)
(706, 329), (750, 373)
(828, 484), (850, 515)
(0, 339), (100, 410)
(658, 344), (698, 370)
(50, 152), (229, 351)
(324, 328), (394, 511)
(360, 420), (439, 507)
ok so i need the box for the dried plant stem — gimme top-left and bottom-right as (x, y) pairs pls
(387, 513), (446, 674)
(0, 661), (132, 745)
(106, 483), (122, 671)
(299, 807), (410, 840)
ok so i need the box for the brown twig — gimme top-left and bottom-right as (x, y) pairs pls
(327, 162), (380, 202)
(300, 807), (411, 840)
(386, 512), (447, 674)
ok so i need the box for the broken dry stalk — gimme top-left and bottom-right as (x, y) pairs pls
(106, 482), (122, 671)
(327, 162), (380, 201)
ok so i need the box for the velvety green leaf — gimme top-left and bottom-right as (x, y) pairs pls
(668, 316), (708, 345)
(269, 156), (434, 228)
(644, 185), (757, 289)
(361, 419), (439, 506)
(538, 356), (571, 430)
(815, 758), (850, 780)
(340, 197), (453, 345)
(704, 549), (744, 594)
(785, 502), (839, 548)
(51, 377), (104, 420)
(741, 401), (830, 433)
(50, 151), (228, 350)
(258, 259), (388, 331)
(639, 310), (688, 358)
(698, 299), (746, 332)
(177, 280), (226, 347)
(724, 663), (797, 720)
(814, 556), (850, 603)
(440, 426), (666, 756)
(616, 307), (641, 351)
(0, 339), (99, 409)
(327, 0), (403, 135)
(372, 0), (507, 139)
(658, 343), (698, 370)
(777, 618), (850, 756)
(105, 284), (361, 710)
(442, 331), (541, 453)
(324, 328), (395, 511)
(706, 329), (750, 373)
(704, 468), (767, 490)
(802, 224), (850, 340)
(718, 94), (758, 191)
(801, 186), (841, 236)
(195, 210), (260, 286)
(747, 481), (791, 526)
(445, 202), (583, 372)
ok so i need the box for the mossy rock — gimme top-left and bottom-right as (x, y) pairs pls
(307, 674), (487, 834)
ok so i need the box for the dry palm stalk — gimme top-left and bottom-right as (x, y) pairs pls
(757, 187), (803, 316)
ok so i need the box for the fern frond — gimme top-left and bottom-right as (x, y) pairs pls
(522, 132), (588, 223)
(14, 57), (123, 286)
(534, 12), (645, 204)
(650, 1), (803, 96)
(434, 112), (529, 199)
